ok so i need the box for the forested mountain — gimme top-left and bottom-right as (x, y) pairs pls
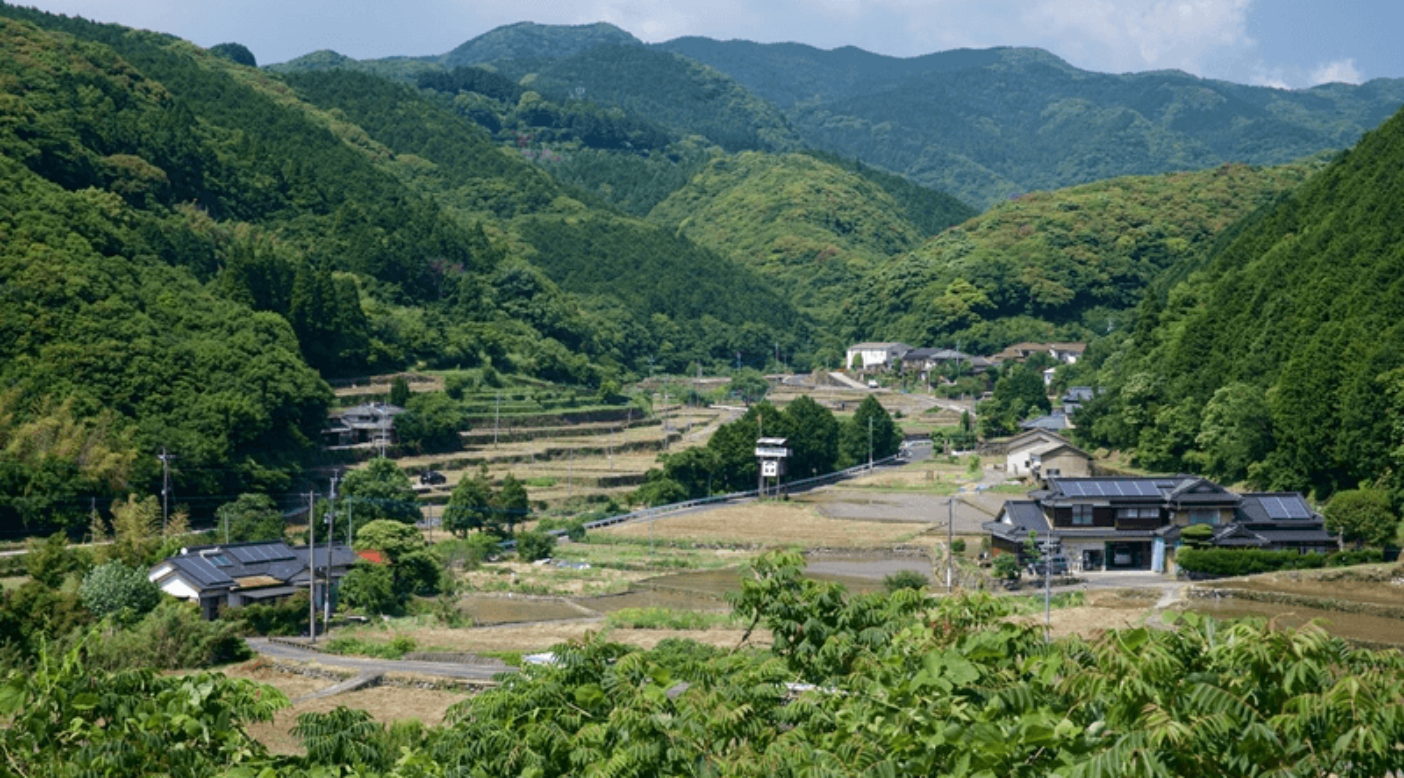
(0, 7), (806, 529)
(656, 39), (1404, 208)
(845, 159), (1323, 353)
(647, 151), (971, 324)
(1074, 103), (1404, 501)
(440, 21), (643, 67)
(276, 22), (1404, 211)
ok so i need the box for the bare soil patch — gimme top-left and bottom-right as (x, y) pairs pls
(1009, 590), (1159, 640)
(322, 622), (769, 656)
(601, 502), (924, 548)
(249, 684), (467, 756)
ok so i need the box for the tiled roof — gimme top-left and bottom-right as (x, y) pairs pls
(153, 540), (358, 594)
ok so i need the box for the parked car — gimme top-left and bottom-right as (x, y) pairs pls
(419, 470), (447, 486)
(1028, 555), (1070, 576)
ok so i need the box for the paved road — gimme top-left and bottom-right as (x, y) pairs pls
(247, 638), (516, 682)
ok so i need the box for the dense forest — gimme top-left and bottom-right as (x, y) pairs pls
(284, 23), (1404, 209)
(659, 37), (1404, 207)
(0, 7), (807, 529)
(647, 151), (973, 324)
(846, 159), (1325, 353)
(1073, 102), (1404, 502)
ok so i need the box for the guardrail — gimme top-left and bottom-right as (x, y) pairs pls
(494, 453), (906, 550)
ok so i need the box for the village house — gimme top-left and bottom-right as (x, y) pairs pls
(323, 402), (404, 447)
(845, 342), (913, 372)
(1003, 429), (1091, 479)
(148, 540), (360, 620)
(983, 475), (1335, 574)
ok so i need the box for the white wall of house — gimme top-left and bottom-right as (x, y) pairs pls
(153, 574), (203, 602)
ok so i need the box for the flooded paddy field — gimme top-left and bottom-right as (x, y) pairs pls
(458, 597), (589, 625)
(576, 588), (732, 614)
(1185, 598), (1404, 647)
(1206, 575), (1404, 608)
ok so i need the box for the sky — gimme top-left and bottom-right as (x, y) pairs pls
(17, 0), (1404, 89)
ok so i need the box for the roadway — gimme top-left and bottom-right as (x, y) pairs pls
(246, 637), (516, 682)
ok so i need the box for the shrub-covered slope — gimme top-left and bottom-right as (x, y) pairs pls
(846, 159), (1322, 352)
(1077, 105), (1404, 498)
(649, 152), (944, 319)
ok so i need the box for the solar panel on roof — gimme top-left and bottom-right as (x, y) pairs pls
(1262, 496), (1311, 520)
(229, 544), (295, 563)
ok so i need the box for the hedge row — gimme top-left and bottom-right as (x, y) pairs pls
(1176, 547), (1383, 576)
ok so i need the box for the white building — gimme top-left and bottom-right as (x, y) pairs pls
(845, 342), (913, 372)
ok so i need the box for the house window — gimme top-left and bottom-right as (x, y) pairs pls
(1116, 507), (1159, 520)
(1188, 509), (1218, 525)
(1072, 505), (1093, 525)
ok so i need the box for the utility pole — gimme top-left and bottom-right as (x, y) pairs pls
(947, 494), (955, 594)
(158, 448), (175, 536)
(325, 473), (339, 629)
(494, 391), (501, 447)
(307, 489), (317, 643)
(324, 494), (334, 630)
(868, 416), (874, 470)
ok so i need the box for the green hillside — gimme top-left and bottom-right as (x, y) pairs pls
(485, 45), (801, 153)
(656, 40), (1404, 208)
(0, 8), (807, 528)
(440, 21), (643, 67)
(1074, 105), (1404, 500)
(847, 159), (1322, 352)
(649, 152), (953, 320)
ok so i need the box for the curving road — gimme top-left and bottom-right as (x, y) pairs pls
(246, 637), (516, 682)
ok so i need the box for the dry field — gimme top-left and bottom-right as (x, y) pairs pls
(1008, 589), (1162, 640)
(600, 501), (928, 548)
(324, 622), (769, 656)
(457, 558), (651, 597)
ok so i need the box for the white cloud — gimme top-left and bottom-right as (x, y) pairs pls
(1019, 0), (1255, 75)
(1309, 58), (1362, 85)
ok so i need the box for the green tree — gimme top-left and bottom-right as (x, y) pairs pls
(783, 395), (839, 478)
(104, 494), (162, 568)
(395, 392), (464, 454)
(1190, 382), (1274, 483)
(1324, 488), (1397, 548)
(339, 564), (398, 615)
(515, 530), (556, 562)
(978, 363), (1052, 437)
(24, 533), (86, 588)
(839, 395), (903, 467)
(389, 376), (411, 408)
(495, 474), (530, 534)
(339, 458), (422, 526)
(79, 560), (161, 620)
(214, 494), (285, 544)
(444, 467), (496, 537)
(353, 519), (425, 560)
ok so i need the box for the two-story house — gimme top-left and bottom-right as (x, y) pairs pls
(984, 476), (1335, 573)
(845, 342), (913, 372)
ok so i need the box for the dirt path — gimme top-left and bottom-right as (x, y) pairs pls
(246, 638), (514, 682)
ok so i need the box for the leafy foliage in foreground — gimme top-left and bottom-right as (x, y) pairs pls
(11, 551), (1404, 776)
